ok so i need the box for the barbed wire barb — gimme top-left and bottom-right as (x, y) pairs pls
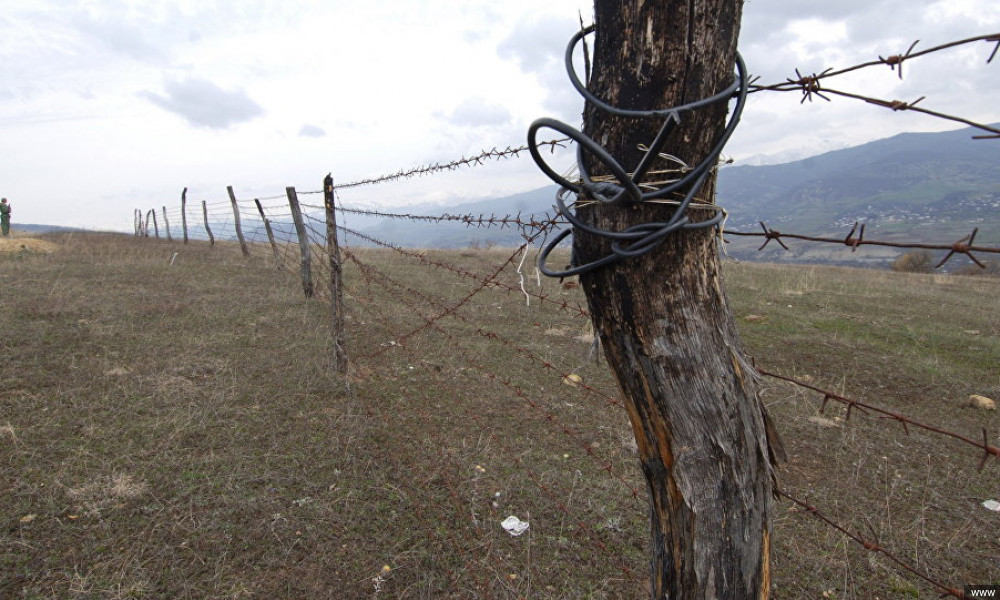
(879, 39), (920, 79)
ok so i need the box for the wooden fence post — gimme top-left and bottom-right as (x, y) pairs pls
(181, 187), (189, 244)
(227, 186), (251, 257)
(202, 200), (215, 246)
(254, 198), (283, 270)
(145, 209), (154, 237)
(552, 2), (775, 597)
(151, 210), (159, 238)
(135, 209), (141, 236)
(286, 186), (314, 298)
(162, 206), (172, 241)
(324, 174), (348, 374)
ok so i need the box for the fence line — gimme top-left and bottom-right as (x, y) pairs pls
(150, 195), (1000, 271)
(125, 28), (1000, 599)
(142, 187), (1000, 469)
(129, 187), (999, 597)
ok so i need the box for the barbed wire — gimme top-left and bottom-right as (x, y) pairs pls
(344, 250), (643, 501)
(130, 29), (1000, 598)
(345, 250), (644, 582)
(726, 223), (998, 268)
(323, 201), (999, 270)
(778, 490), (966, 599)
(335, 205), (566, 231)
(338, 224), (591, 319)
(154, 197), (999, 273)
(760, 369), (1000, 469)
(353, 234), (545, 361)
(749, 33), (1000, 139)
(336, 139), (569, 190)
(341, 238), (995, 598)
(129, 209), (996, 596)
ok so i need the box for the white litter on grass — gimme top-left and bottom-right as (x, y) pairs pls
(501, 515), (530, 536)
(983, 500), (1000, 512)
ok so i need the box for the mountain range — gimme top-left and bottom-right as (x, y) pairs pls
(348, 125), (999, 268)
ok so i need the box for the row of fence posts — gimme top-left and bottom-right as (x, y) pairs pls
(134, 176), (347, 376)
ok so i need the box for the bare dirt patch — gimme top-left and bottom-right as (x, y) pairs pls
(0, 235), (59, 254)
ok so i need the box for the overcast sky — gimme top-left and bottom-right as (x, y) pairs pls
(2, 0), (998, 230)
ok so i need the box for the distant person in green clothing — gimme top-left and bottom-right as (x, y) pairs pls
(0, 198), (10, 236)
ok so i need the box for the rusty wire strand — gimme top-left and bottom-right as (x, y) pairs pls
(778, 490), (966, 599)
(761, 369), (1000, 469)
(818, 87), (1000, 139)
(339, 224), (591, 318)
(339, 274), (554, 594)
(344, 250), (644, 502)
(726, 223), (997, 268)
(346, 252), (642, 580)
(353, 234), (543, 361)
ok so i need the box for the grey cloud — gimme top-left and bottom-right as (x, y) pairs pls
(74, 16), (170, 64)
(541, 84), (585, 125)
(498, 16), (580, 74)
(738, 0), (1000, 128)
(139, 78), (264, 129)
(299, 124), (326, 138)
(443, 98), (512, 128)
(738, 0), (994, 78)
(499, 16), (586, 122)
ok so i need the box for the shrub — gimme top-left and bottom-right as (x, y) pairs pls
(891, 250), (934, 273)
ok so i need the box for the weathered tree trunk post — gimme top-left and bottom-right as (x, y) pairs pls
(568, 2), (775, 598)
(134, 209), (141, 236)
(286, 186), (314, 298)
(147, 209), (158, 238)
(202, 200), (215, 246)
(181, 187), (189, 244)
(227, 186), (251, 257)
(324, 174), (348, 374)
(254, 199), (283, 270)
(162, 206), (172, 241)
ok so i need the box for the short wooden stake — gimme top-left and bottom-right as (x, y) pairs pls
(255, 198), (283, 270)
(181, 187), (189, 244)
(286, 186), (313, 298)
(227, 186), (251, 257)
(162, 206), (172, 241)
(202, 200), (215, 246)
(324, 174), (348, 374)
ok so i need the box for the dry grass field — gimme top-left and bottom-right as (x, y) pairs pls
(1, 232), (997, 599)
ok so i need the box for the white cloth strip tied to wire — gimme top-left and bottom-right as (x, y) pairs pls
(528, 25), (748, 278)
